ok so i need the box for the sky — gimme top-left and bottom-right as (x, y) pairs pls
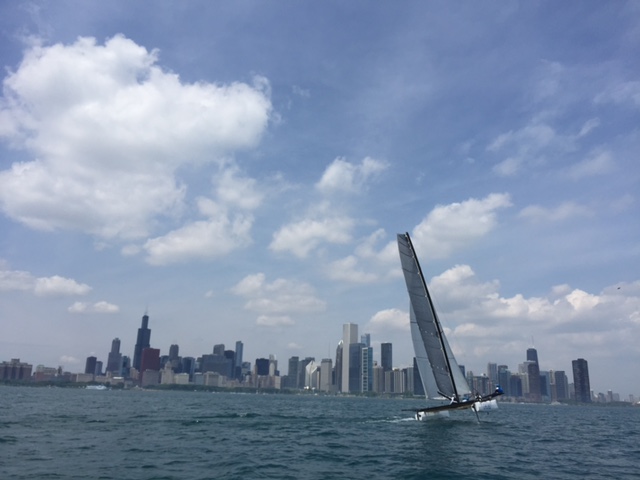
(0, 1), (638, 397)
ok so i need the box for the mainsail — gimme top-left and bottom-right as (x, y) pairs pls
(397, 232), (471, 402)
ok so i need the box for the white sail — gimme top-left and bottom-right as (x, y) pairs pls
(398, 233), (471, 401)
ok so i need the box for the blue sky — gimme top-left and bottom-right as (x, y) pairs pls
(1, 1), (638, 397)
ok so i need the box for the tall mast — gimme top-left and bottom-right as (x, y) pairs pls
(404, 232), (460, 402)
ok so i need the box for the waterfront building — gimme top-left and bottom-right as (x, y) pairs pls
(255, 358), (269, 376)
(487, 362), (498, 388)
(572, 358), (591, 403)
(106, 338), (123, 375)
(1, 358), (33, 381)
(284, 355), (299, 389)
(341, 323), (358, 393)
(213, 344), (225, 355)
(132, 313), (151, 371)
(413, 358), (425, 396)
(348, 343), (364, 392)
(381, 343), (392, 372)
(319, 358), (333, 392)
(298, 357), (314, 388)
(234, 341), (243, 380)
(84, 356), (97, 376)
(140, 347), (160, 385)
(361, 345), (373, 392)
(372, 364), (385, 393)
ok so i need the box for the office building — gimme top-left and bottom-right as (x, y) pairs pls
(132, 313), (151, 371)
(140, 347), (160, 385)
(106, 338), (123, 375)
(85, 356), (97, 376)
(572, 358), (591, 403)
(341, 323), (358, 393)
(381, 343), (392, 371)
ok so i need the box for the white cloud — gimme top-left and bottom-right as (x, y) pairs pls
(256, 315), (295, 327)
(567, 150), (615, 180)
(269, 216), (354, 258)
(519, 201), (592, 223)
(231, 273), (326, 316)
(34, 275), (92, 296)
(410, 193), (512, 260)
(213, 166), (264, 210)
(326, 256), (378, 284)
(316, 156), (388, 194)
(143, 198), (253, 265)
(0, 35), (271, 240)
(1, 269), (92, 297)
(366, 308), (409, 332)
(68, 300), (119, 313)
(0, 269), (34, 292)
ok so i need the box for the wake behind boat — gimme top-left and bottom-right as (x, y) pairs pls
(397, 232), (503, 421)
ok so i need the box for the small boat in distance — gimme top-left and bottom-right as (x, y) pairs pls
(85, 384), (107, 390)
(397, 232), (503, 421)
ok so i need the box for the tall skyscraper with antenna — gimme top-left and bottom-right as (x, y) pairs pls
(132, 313), (151, 371)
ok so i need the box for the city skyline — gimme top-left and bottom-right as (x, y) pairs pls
(2, 314), (633, 402)
(1, 3), (639, 397)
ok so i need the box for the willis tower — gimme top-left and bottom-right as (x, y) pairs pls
(133, 313), (151, 371)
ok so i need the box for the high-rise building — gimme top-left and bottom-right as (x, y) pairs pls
(572, 358), (591, 403)
(85, 356), (97, 376)
(361, 333), (371, 347)
(381, 343), (392, 371)
(413, 357), (425, 396)
(286, 356), (299, 389)
(140, 347), (160, 384)
(132, 314), (151, 371)
(320, 358), (333, 392)
(334, 343), (342, 391)
(361, 345), (373, 392)
(235, 341), (243, 380)
(255, 358), (269, 376)
(348, 343), (363, 392)
(213, 344), (225, 355)
(525, 347), (541, 402)
(554, 370), (568, 401)
(487, 362), (498, 388)
(341, 323), (358, 393)
(106, 338), (123, 375)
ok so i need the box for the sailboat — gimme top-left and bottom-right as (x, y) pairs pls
(397, 232), (503, 421)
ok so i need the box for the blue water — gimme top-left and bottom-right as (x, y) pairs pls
(1, 386), (639, 479)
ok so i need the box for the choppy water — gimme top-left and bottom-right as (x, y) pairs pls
(1, 386), (638, 479)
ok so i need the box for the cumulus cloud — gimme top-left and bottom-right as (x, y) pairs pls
(143, 198), (253, 265)
(269, 216), (354, 258)
(68, 300), (119, 313)
(231, 273), (325, 326)
(374, 264), (640, 371)
(326, 255), (378, 284)
(410, 193), (512, 260)
(1, 269), (91, 296)
(316, 156), (388, 194)
(519, 201), (592, 223)
(365, 308), (409, 332)
(0, 35), (271, 240)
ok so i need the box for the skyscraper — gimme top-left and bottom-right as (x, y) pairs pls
(85, 356), (97, 376)
(235, 341), (243, 380)
(525, 347), (541, 402)
(381, 343), (392, 371)
(132, 313), (151, 371)
(341, 323), (358, 393)
(106, 338), (123, 375)
(140, 347), (160, 386)
(572, 358), (591, 403)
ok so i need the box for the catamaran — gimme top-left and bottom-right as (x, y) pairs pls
(397, 232), (503, 421)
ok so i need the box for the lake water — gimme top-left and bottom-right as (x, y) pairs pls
(1, 386), (638, 479)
